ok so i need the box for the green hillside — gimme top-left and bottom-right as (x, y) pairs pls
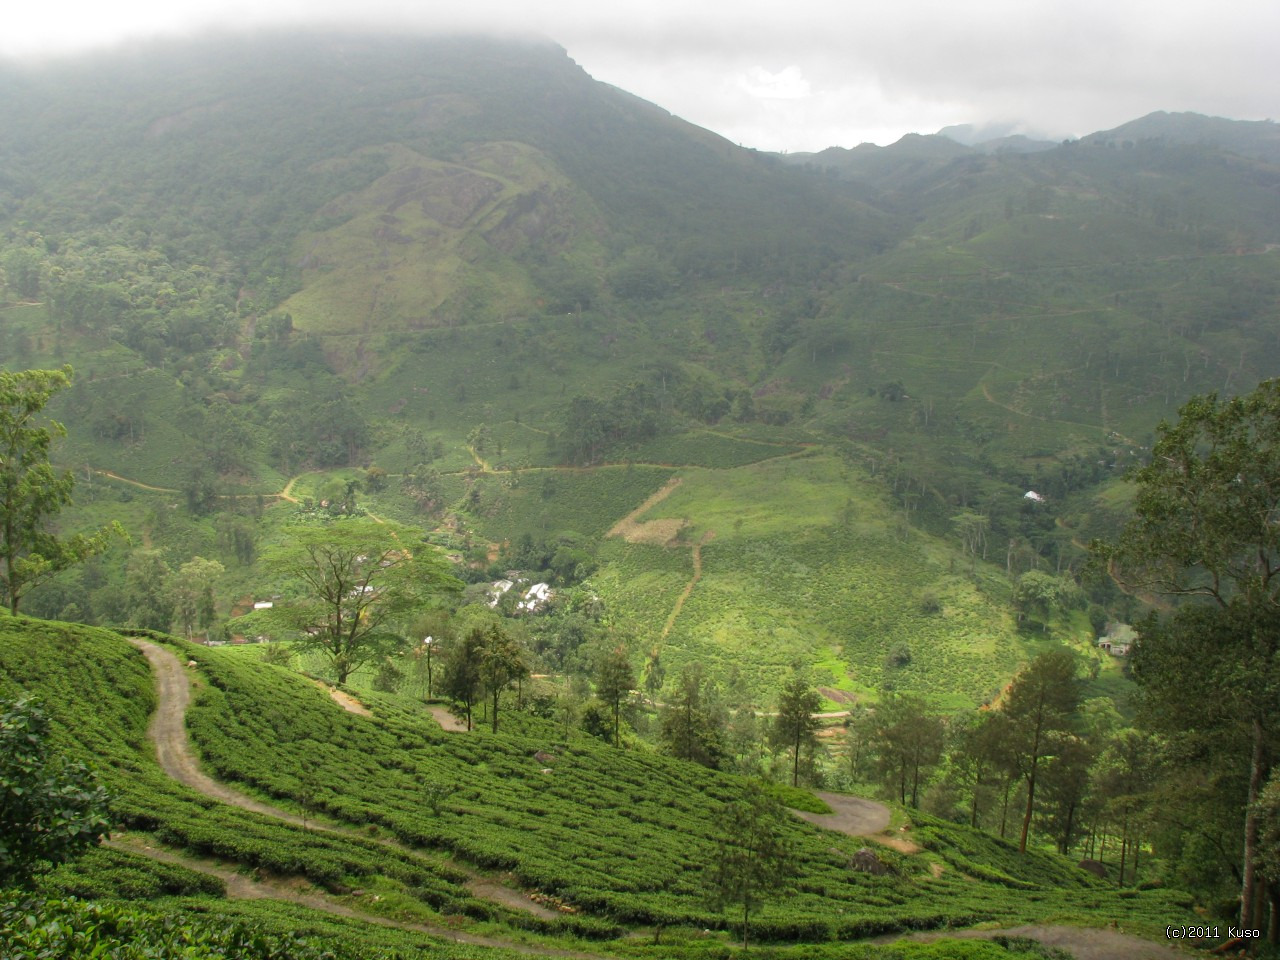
(0, 616), (1194, 957)
(2, 33), (1280, 716)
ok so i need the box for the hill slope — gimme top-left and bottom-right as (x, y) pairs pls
(0, 616), (1196, 957)
(2, 33), (1279, 706)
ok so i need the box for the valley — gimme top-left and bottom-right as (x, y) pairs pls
(2, 30), (1279, 958)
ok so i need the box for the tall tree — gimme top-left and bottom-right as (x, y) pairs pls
(0, 367), (120, 613)
(641, 645), (665, 703)
(595, 644), (636, 747)
(1036, 732), (1095, 856)
(1096, 379), (1280, 929)
(1094, 729), (1158, 885)
(124, 550), (174, 632)
(170, 556), (225, 640)
(951, 711), (1015, 830)
(661, 663), (726, 769)
(478, 622), (528, 733)
(871, 693), (945, 809)
(770, 676), (822, 788)
(442, 624), (485, 731)
(1000, 649), (1081, 853)
(263, 521), (459, 685)
(707, 781), (795, 950)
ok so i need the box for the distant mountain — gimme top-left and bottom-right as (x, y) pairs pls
(1088, 111), (1280, 163)
(937, 122), (1058, 153)
(3, 36), (1280, 703)
(0, 31), (894, 340)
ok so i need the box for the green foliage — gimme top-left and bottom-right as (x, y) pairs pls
(661, 662), (728, 769)
(170, 556), (225, 640)
(37, 845), (226, 900)
(771, 676), (823, 787)
(0, 896), (385, 960)
(1, 617), (1200, 950)
(1097, 378), (1280, 928)
(706, 780), (795, 948)
(594, 643), (636, 746)
(999, 649), (1082, 854)
(870, 694), (946, 809)
(0, 366), (122, 614)
(255, 519), (461, 684)
(0, 617), (478, 916)
(124, 549), (174, 632)
(2, 40), (1274, 952)
(629, 431), (802, 468)
(0, 697), (112, 888)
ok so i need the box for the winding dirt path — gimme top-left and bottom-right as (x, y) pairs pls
(278, 474), (303, 503)
(132, 636), (308, 825)
(659, 530), (714, 641)
(124, 636), (590, 954)
(108, 837), (586, 956)
(880, 924), (1192, 960)
(427, 704), (470, 732)
(791, 793), (1189, 959)
(88, 468), (179, 493)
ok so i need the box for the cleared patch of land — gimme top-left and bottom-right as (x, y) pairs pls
(606, 475), (686, 545)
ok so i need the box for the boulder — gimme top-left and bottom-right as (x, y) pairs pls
(851, 847), (891, 876)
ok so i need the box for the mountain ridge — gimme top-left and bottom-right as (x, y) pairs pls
(1, 29), (1277, 711)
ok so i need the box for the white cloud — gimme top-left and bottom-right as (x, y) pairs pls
(738, 65), (810, 101)
(3, 0), (1277, 151)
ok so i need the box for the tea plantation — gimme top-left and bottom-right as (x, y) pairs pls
(0, 615), (1198, 958)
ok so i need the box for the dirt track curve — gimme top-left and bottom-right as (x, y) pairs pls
(791, 791), (893, 836)
(880, 924), (1192, 960)
(125, 636), (598, 958)
(127, 637), (1192, 960)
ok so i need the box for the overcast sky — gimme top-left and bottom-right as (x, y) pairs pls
(4, 0), (1277, 153)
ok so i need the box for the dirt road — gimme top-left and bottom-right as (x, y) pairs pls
(132, 636), (309, 826)
(882, 924), (1193, 960)
(791, 791), (892, 836)
(124, 636), (591, 955)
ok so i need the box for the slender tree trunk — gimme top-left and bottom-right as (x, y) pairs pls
(1267, 883), (1278, 944)
(910, 748), (921, 809)
(1060, 800), (1077, 856)
(1242, 716), (1267, 930)
(1019, 763), (1038, 854)
(1019, 712), (1045, 854)
(1000, 777), (1013, 838)
(969, 760), (985, 829)
(1118, 813), (1129, 887)
(792, 735), (800, 787)
(491, 687), (500, 733)
(1248, 875), (1266, 937)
